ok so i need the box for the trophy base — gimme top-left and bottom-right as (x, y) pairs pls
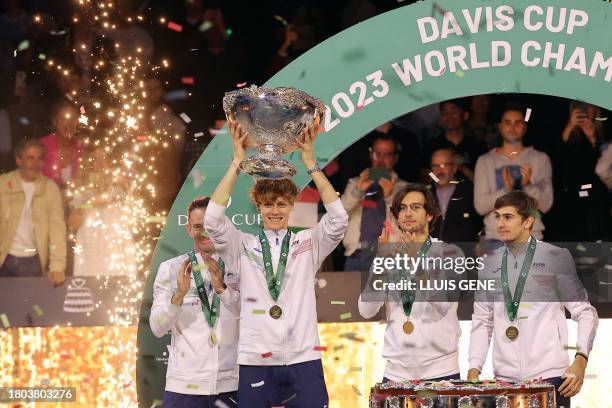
(240, 157), (297, 179)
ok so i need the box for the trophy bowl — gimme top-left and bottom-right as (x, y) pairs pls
(222, 85), (325, 179)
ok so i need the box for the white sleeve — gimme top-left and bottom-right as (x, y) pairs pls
(150, 260), (183, 338)
(555, 248), (599, 356)
(595, 144), (612, 190)
(468, 264), (495, 371)
(474, 156), (505, 216)
(205, 201), (244, 274)
(218, 287), (241, 318)
(310, 199), (349, 270)
(523, 153), (553, 213)
(341, 177), (364, 213)
(358, 294), (384, 319)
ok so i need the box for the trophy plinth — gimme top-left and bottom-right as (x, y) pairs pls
(223, 85), (325, 179)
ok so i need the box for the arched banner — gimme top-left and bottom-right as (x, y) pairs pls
(137, 0), (611, 404)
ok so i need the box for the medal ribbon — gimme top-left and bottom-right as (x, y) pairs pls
(189, 251), (224, 328)
(258, 230), (291, 302)
(401, 236), (432, 317)
(501, 237), (537, 322)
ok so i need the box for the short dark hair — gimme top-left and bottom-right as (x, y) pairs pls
(14, 139), (46, 159)
(371, 134), (400, 153)
(187, 196), (210, 220)
(498, 102), (526, 122)
(494, 191), (539, 220)
(250, 179), (299, 205)
(440, 97), (469, 112)
(390, 183), (441, 225)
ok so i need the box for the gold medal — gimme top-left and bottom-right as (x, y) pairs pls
(505, 326), (519, 340)
(210, 330), (218, 346)
(269, 305), (283, 319)
(403, 320), (414, 335)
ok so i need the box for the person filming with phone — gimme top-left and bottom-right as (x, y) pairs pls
(341, 134), (408, 271)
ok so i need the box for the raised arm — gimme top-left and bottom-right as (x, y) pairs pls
(297, 121), (338, 205)
(210, 119), (247, 207)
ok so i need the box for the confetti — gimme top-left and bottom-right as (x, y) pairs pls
(180, 113), (192, 123)
(17, 40), (30, 51)
(146, 216), (167, 223)
(340, 312), (352, 320)
(186, 384), (199, 389)
(209, 128), (227, 136)
(236, 82), (247, 88)
(0, 313), (9, 328)
(181, 77), (194, 85)
(273, 15), (288, 26)
(428, 172), (439, 183)
(60, 354), (70, 360)
(525, 108), (532, 122)
(352, 385), (362, 396)
(150, 399), (163, 408)
(50, 30), (67, 36)
(37, 53), (46, 60)
(438, 67), (446, 75)
(194, 132), (205, 138)
(78, 114), (88, 125)
(246, 297), (257, 302)
(463, 213), (470, 218)
(576, 244), (587, 252)
(330, 300), (345, 305)
(455, 70), (465, 78)
(214, 400), (230, 408)
(281, 393), (297, 404)
(252, 309), (266, 314)
(167, 21), (183, 32)
(578, 190), (589, 197)
(580, 184), (592, 190)
(261, 352), (273, 358)
(198, 20), (213, 32)
(316, 278), (327, 288)
(33, 305), (43, 316)
(313, 346), (327, 351)
(165, 89), (189, 101)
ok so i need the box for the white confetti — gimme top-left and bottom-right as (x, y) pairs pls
(78, 114), (88, 125)
(180, 113), (192, 123)
(198, 20), (213, 32)
(428, 172), (439, 183)
(214, 400), (230, 408)
(194, 132), (205, 138)
(524, 108), (532, 122)
(578, 191), (589, 197)
(580, 184), (592, 190)
(251, 380), (265, 388)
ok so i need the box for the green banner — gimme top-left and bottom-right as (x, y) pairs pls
(137, 0), (611, 405)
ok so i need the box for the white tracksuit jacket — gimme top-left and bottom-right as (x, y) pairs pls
(150, 252), (240, 395)
(205, 199), (348, 366)
(469, 239), (598, 381)
(358, 238), (462, 380)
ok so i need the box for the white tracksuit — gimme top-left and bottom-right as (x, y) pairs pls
(358, 239), (462, 380)
(150, 252), (240, 395)
(204, 199), (348, 366)
(469, 239), (598, 381)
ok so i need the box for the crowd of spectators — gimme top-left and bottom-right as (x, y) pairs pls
(0, 0), (611, 277)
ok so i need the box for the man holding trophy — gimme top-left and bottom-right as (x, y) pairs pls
(205, 87), (348, 407)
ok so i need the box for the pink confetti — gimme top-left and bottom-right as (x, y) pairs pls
(313, 346), (327, 351)
(167, 21), (183, 32)
(261, 352), (273, 358)
(80, 105), (85, 114)
(236, 82), (247, 88)
(181, 77), (194, 85)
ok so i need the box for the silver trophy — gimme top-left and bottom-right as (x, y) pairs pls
(222, 85), (325, 179)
